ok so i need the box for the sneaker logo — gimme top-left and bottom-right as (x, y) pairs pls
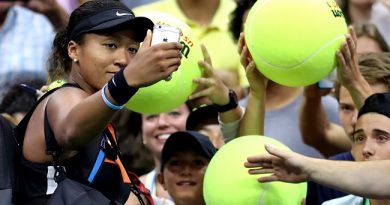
(116, 11), (132, 17)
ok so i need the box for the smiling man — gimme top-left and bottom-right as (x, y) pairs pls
(158, 131), (217, 205)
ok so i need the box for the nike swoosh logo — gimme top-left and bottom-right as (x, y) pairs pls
(116, 11), (132, 17)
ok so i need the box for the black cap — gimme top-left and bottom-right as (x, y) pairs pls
(358, 93), (390, 119)
(70, 5), (154, 41)
(160, 131), (217, 172)
(186, 105), (219, 131)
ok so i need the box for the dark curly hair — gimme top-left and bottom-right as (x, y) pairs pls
(0, 76), (46, 115)
(229, 0), (257, 42)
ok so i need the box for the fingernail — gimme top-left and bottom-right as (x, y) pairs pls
(265, 144), (272, 149)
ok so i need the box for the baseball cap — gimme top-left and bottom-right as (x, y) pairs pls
(160, 131), (217, 172)
(358, 92), (390, 119)
(186, 105), (219, 131)
(69, 1), (154, 41)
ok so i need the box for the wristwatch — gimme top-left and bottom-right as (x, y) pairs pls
(214, 89), (238, 113)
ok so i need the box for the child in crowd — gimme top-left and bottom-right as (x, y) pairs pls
(158, 131), (217, 205)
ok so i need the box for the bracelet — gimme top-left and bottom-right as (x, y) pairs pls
(107, 69), (139, 104)
(101, 84), (124, 110)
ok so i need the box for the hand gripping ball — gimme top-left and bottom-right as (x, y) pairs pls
(125, 12), (202, 114)
(244, 0), (347, 87)
(203, 135), (307, 205)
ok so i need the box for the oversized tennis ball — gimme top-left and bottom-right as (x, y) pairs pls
(204, 135), (307, 205)
(125, 11), (202, 114)
(244, 0), (347, 87)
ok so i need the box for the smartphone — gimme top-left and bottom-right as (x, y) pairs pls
(151, 24), (181, 81)
(151, 24), (181, 46)
(317, 69), (337, 89)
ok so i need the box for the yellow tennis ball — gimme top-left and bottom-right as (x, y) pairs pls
(125, 11), (202, 114)
(244, 0), (347, 87)
(204, 135), (307, 205)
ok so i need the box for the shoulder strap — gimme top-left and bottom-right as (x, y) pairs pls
(44, 106), (65, 180)
(44, 107), (62, 158)
(44, 83), (80, 149)
(105, 125), (122, 161)
(105, 125), (146, 205)
(42, 83), (83, 177)
(43, 83), (81, 156)
(15, 83), (80, 146)
(14, 86), (62, 147)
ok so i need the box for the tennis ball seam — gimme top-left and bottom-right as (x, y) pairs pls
(258, 182), (271, 205)
(248, 34), (345, 69)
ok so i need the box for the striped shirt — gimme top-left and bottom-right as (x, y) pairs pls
(0, 5), (54, 102)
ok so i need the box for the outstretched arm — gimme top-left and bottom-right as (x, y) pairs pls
(300, 26), (374, 157)
(237, 33), (268, 136)
(245, 145), (390, 199)
(337, 26), (373, 110)
(50, 30), (183, 149)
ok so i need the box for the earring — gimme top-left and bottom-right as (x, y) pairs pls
(73, 58), (78, 63)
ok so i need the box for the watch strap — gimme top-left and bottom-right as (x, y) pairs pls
(213, 89), (238, 113)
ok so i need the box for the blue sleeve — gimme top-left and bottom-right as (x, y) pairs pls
(322, 95), (340, 125)
(306, 152), (354, 204)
